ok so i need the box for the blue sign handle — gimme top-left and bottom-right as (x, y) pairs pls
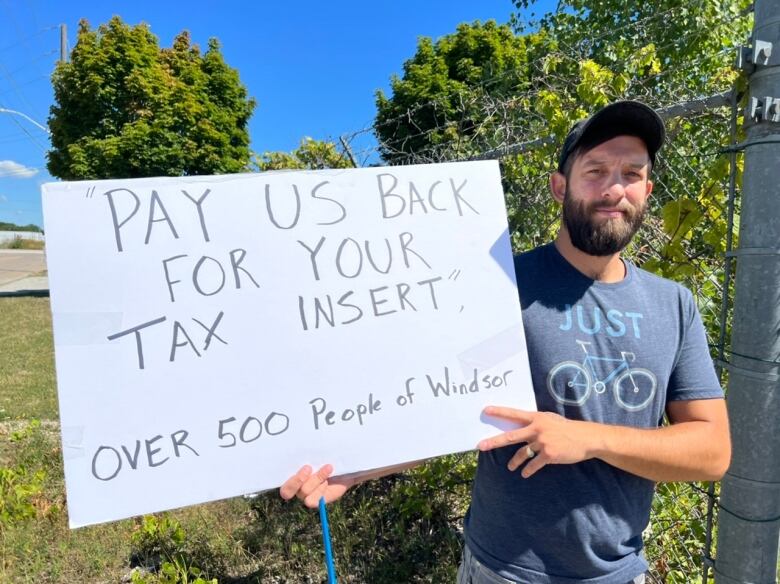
(319, 496), (337, 584)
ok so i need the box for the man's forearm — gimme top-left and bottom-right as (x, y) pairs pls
(587, 419), (730, 482)
(480, 401), (730, 481)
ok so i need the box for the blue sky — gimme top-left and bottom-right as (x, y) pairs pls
(0, 0), (554, 228)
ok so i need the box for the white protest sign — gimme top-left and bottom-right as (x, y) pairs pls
(42, 161), (535, 528)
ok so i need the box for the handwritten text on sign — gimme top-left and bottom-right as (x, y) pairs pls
(42, 161), (535, 528)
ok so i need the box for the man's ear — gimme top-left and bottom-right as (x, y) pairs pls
(645, 179), (654, 199)
(550, 172), (566, 204)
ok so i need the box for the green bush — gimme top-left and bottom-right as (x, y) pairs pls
(129, 514), (227, 582)
(130, 559), (217, 584)
(240, 455), (474, 583)
(645, 481), (713, 583)
(0, 236), (45, 250)
(0, 420), (52, 527)
(0, 465), (45, 525)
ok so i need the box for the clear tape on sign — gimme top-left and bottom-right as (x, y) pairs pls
(456, 324), (527, 376)
(52, 312), (124, 346)
(62, 426), (85, 460)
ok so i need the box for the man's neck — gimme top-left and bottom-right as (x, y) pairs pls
(553, 229), (627, 283)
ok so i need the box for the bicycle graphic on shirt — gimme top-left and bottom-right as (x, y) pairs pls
(546, 340), (657, 412)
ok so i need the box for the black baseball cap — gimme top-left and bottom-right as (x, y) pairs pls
(557, 101), (665, 173)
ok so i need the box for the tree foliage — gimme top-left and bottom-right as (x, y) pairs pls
(374, 20), (548, 163)
(0, 222), (42, 232)
(373, 1), (751, 296)
(47, 16), (256, 180)
(375, 1), (750, 157)
(254, 137), (353, 171)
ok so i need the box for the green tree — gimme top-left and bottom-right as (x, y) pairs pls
(255, 137), (354, 171)
(47, 17), (256, 180)
(513, 0), (747, 97)
(374, 20), (548, 163)
(0, 222), (41, 232)
(373, 1), (750, 292)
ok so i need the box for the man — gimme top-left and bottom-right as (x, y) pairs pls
(280, 101), (731, 584)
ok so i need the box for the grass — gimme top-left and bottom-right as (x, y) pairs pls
(0, 417), (466, 583)
(0, 298), (58, 420)
(0, 239), (45, 250)
(0, 420), (253, 583)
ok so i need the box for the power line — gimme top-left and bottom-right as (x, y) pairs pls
(0, 26), (57, 54)
(0, 100), (48, 151)
(2, 49), (57, 78)
(0, 74), (50, 98)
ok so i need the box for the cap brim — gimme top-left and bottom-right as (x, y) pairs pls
(558, 101), (666, 172)
(577, 101), (665, 159)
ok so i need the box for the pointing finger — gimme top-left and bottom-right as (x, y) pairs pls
(482, 406), (536, 423)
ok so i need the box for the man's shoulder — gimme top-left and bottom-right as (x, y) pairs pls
(512, 244), (549, 269)
(512, 244), (552, 285)
(629, 264), (702, 326)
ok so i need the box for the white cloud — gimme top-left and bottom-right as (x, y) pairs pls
(0, 160), (39, 179)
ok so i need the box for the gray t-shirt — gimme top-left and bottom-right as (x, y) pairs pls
(464, 243), (723, 583)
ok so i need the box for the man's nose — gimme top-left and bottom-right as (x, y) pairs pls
(602, 171), (627, 199)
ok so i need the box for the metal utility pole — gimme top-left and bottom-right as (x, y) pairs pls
(715, 0), (780, 582)
(60, 24), (67, 63)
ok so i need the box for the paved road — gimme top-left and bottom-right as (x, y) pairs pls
(0, 250), (48, 292)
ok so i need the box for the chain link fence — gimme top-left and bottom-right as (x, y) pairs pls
(330, 8), (744, 579)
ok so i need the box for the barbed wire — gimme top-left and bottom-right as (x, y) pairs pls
(341, 51), (738, 171)
(343, 6), (745, 148)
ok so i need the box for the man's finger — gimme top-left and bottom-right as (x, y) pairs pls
(298, 464), (334, 499)
(507, 445), (536, 472)
(303, 483), (329, 508)
(483, 406), (536, 423)
(522, 451), (547, 478)
(478, 426), (535, 451)
(279, 465), (313, 500)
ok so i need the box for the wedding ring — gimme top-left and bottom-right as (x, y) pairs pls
(526, 446), (536, 459)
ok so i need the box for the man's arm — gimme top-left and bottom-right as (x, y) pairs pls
(478, 398), (730, 482)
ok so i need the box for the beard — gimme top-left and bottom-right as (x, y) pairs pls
(562, 188), (647, 256)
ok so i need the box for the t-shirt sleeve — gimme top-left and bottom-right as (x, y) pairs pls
(667, 290), (724, 401)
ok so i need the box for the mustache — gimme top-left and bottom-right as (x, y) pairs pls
(587, 200), (635, 213)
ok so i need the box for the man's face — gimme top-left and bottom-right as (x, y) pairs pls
(560, 135), (653, 256)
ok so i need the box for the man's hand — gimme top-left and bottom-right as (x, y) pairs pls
(279, 459), (425, 508)
(477, 407), (597, 478)
(279, 464), (356, 508)
(477, 399), (730, 482)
